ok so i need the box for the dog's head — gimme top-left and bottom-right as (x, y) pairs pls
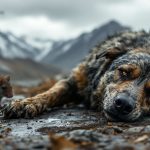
(96, 49), (150, 122)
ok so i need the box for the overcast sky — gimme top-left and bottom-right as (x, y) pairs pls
(0, 0), (150, 40)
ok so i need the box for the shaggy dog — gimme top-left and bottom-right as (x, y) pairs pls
(2, 31), (150, 122)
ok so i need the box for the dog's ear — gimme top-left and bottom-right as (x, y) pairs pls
(95, 46), (128, 61)
(99, 46), (128, 76)
(105, 47), (127, 59)
(95, 46), (128, 73)
(91, 46), (128, 91)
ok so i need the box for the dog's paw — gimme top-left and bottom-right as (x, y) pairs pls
(1, 100), (38, 118)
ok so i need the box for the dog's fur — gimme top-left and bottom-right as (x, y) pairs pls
(0, 75), (13, 104)
(3, 31), (150, 122)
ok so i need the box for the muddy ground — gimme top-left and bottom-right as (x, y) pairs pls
(1, 106), (150, 150)
(1, 82), (150, 150)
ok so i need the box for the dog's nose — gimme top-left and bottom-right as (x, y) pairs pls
(114, 95), (134, 115)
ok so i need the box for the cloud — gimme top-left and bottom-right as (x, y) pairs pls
(0, 16), (88, 40)
(1, 0), (103, 26)
(0, 0), (150, 40)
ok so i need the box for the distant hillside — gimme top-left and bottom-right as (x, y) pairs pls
(0, 57), (62, 82)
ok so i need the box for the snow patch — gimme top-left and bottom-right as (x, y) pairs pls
(36, 48), (52, 61)
(62, 43), (72, 52)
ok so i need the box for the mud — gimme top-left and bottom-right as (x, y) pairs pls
(1, 106), (150, 150)
(1, 106), (104, 137)
(1, 81), (150, 150)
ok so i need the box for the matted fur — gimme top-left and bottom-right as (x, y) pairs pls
(2, 31), (150, 122)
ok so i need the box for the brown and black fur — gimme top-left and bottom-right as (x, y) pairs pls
(0, 75), (13, 105)
(2, 31), (150, 122)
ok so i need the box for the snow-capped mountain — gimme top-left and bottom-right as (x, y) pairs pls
(0, 31), (55, 62)
(0, 32), (41, 59)
(41, 21), (130, 69)
(0, 20), (130, 73)
(0, 32), (61, 82)
(22, 37), (54, 61)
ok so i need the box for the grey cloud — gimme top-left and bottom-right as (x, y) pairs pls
(0, 0), (150, 32)
(0, 0), (133, 26)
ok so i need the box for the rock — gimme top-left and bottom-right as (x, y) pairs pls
(125, 127), (144, 134)
(134, 135), (149, 143)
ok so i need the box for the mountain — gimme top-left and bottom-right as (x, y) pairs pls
(0, 31), (41, 59)
(41, 20), (130, 70)
(0, 32), (60, 83)
(0, 20), (130, 74)
(0, 57), (62, 84)
(22, 37), (54, 61)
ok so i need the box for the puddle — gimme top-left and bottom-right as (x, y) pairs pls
(1, 107), (104, 137)
(48, 118), (61, 122)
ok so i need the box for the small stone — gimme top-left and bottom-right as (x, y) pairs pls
(27, 126), (32, 129)
(134, 135), (149, 143)
(125, 127), (144, 134)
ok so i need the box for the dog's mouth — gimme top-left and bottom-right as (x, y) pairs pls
(104, 109), (141, 122)
(104, 110), (125, 122)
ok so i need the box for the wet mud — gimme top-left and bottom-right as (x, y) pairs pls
(1, 106), (150, 150)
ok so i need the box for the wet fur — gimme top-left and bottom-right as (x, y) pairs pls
(3, 31), (150, 121)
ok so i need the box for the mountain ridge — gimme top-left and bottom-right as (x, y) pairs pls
(41, 20), (130, 69)
(0, 20), (130, 79)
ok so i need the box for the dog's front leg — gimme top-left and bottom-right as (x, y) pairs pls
(2, 78), (77, 118)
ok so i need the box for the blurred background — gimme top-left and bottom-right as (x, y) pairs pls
(0, 0), (150, 87)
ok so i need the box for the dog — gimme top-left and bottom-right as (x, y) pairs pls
(0, 75), (13, 107)
(2, 31), (150, 122)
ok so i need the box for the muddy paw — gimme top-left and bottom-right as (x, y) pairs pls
(1, 100), (38, 118)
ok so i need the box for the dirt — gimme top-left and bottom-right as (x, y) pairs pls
(1, 81), (150, 150)
(0, 106), (150, 150)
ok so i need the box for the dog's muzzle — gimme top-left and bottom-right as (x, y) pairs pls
(114, 93), (135, 115)
(104, 93), (136, 121)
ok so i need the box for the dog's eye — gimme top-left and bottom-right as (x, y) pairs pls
(145, 82), (150, 97)
(118, 68), (130, 80)
(117, 64), (141, 81)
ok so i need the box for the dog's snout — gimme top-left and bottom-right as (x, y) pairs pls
(114, 94), (134, 115)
